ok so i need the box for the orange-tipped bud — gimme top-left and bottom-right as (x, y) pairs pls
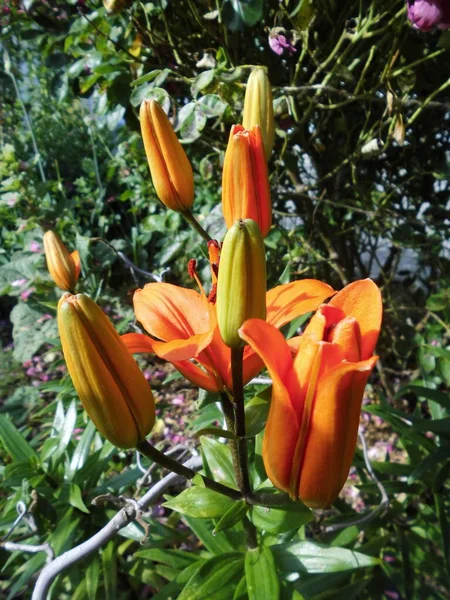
(216, 219), (266, 349)
(243, 68), (275, 161)
(58, 293), (155, 449)
(140, 99), (194, 212)
(222, 125), (272, 238)
(43, 231), (80, 292)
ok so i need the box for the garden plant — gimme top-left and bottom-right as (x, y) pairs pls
(0, 1), (449, 599)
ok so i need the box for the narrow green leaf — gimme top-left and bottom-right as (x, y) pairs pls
(86, 556), (100, 600)
(433, 459), (450, 492)
(245, 394), (270, 437)
(408, 447), (450, 483)
(201, 436), (237, 487)
(245, 546), (280, 600)
(0, 415), (38, 464)
(53, 400), (77, 461)
(6, 553), (46, 600)
(434, 492), (450, 580)
(164, 487), (234, 519)
(101, 541), (117, 600)
(69, 483), (90, 514)
(363, 405), (435, 451)
(399, 385), (450, 410)
(194, 427), (237, 440)
(182, 516), (236, 555)
(250, 493), (312, 534)
(272, 541), (381, 574)
(134, 549), (202, 570)
(411, 418), (450, 434)
(213, 500), (249, 534)
(67, 420), (96, 479)
(233, 576), (247, 600)
(397, 527), (414, 600)
(178, 553), (244, 600)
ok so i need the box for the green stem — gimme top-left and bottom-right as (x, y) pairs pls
(220, 391), (241, 489)
(243, 516), (257, 549)
(136, 439), (241, 501)
(231, 347), (252, 498)
(182, 211), (212, 243)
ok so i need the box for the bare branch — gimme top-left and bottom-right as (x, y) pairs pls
(2, 541), (54, 563)
(32, 456), (202, 600)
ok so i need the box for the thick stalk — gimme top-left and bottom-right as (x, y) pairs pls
(231, 347), (252, 497)
(136, 439), (241, 501)
(243, 516), (257, 549)
(220, 391), (241, 489)
(182, 211), (212, 243)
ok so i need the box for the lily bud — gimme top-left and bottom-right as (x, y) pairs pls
(243, 68), (275, 161)
(216, 219), (266, 349)
(43, 231), (80, 292)
(140, 99), (194, 212)
(222, 125), (272, 238)
(58, 293), (155, 449)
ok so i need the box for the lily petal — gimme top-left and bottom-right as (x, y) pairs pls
(239, 318), (301, 493)
(122, 332), (155, 354)
(328, 279), (382, 360)
(266, 280), (335, 329)
(172, 359), (221, 393)
(71, 250), (81, 279)
(134, 283), (213, 358)
(298, 355), (378, 508)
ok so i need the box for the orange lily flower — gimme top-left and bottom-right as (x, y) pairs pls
(239, 279), (382, 508)
(122, 268), (334, 394)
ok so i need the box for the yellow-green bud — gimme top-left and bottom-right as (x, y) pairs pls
(216, 219), (267, 348)
(243, 68), (275, 161)
(58, 293), (155, 448)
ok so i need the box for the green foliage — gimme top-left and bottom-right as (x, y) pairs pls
(0, 0), (449, 598)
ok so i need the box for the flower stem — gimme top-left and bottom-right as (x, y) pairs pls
(243, 516), (257, 549)
(231, 346), (252, 498)
(136, 439), (241, 501)
(220, 391), (240, 487)
(182, 211), (212, 243)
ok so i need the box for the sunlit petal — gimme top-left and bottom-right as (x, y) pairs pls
(266, 279), (335, 329)
(328, 279), (382, 359)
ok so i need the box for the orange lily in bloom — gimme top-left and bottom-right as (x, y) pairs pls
(239, 279), (382, 508)
(222, 125), (271, 237)
(122, 260), (334, 393)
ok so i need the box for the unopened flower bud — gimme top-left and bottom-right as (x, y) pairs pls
(243, 68), (275, 161)
(58, 293), (155, 448)
(140, 99), (194, 212)
(222, 125), (272, 237)
(216, 219), (266, 348)
(43, 231), (80, 292)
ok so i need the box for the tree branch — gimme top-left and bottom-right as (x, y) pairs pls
(32, 456), (203, 600)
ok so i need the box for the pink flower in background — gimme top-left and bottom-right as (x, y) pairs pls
(20, 287), (35, 301)
(268, 29), (297, 56)
(11, 278), (27, 287)
(406, 0), (450, 31)
(29, 240), (42, 252)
